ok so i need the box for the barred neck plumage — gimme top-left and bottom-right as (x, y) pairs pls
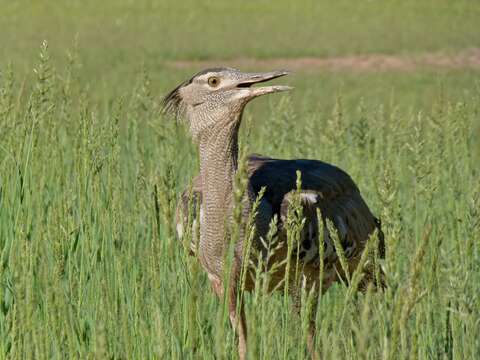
(197, 112), (242, 277)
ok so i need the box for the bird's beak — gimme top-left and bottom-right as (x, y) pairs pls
(235, 70), (292, 98)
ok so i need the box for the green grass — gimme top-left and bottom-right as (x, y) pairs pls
(1, 1), (480, 359)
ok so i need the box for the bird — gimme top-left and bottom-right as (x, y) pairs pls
(163, 68), (385, 360)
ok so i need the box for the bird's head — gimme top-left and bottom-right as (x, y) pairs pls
(162, 67), (291, 140)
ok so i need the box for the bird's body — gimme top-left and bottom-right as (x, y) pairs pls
(176, 154), (384, 293)
(164, 68), (385, 359)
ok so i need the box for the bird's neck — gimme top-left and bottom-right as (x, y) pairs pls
(197, 116), (241, 276)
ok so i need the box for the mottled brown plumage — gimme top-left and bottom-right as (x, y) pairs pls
(165, 68), (385, 360)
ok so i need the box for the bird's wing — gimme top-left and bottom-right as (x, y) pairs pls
(247, 154), (359, 210)
(175, 175), (202, 254)
(247, 154), (385, 259)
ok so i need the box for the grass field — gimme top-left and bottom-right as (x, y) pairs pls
(0, 1), (479, 359)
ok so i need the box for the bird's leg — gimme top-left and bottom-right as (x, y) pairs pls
(289, 305), (319, 360)
(228, 288), (247, 360)
(228, 259), (248, 360)
(306, 321), (319, 360)
(208, 271), (248, 360)
(290, 281), (319, 360)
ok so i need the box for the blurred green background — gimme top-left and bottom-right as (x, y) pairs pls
(1, 0), (480, 105)
(0, 1), (479, 359)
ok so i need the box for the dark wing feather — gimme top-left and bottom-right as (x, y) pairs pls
(247, 154), (359, 214)
(246, 154), (384, 261)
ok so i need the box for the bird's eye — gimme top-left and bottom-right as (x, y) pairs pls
(208, 77), (220, 87)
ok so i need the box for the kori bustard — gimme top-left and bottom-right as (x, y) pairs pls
(164, 68), (385, 359)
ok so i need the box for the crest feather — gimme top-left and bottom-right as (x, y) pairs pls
(162, 80), (189, 118)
